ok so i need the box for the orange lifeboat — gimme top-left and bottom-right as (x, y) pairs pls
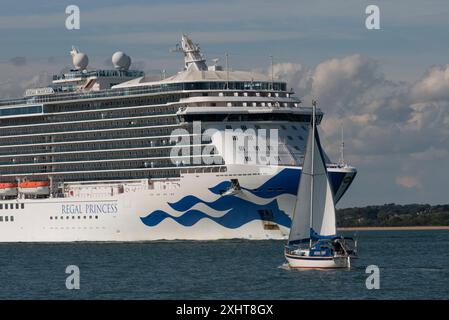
(18, 181), (50, 188)
(0, 182), (18, 197)
(18, 180), (50, 196)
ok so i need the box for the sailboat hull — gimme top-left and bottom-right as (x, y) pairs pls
(285, 253), (348, 269)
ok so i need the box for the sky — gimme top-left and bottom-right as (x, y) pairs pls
(0, 0), (448, 207)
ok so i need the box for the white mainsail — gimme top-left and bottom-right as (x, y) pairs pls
(288, 108), (337, 245)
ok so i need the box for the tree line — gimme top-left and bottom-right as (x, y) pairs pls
(336, 203), (449, 227)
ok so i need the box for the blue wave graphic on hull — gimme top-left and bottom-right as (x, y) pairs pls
(140, 168), (348, 228)
(140, 198), (291, 229)
(207, 168), (300, 198)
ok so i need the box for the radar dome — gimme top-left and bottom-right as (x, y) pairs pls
(70, 47), (89, 70)
(112, 51), (131, 70)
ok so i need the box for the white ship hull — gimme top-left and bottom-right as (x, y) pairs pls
(0, 165), (354, 242)
(285, 253), (348, 269)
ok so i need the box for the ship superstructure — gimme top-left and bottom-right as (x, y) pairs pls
(0, 35), (356, 242)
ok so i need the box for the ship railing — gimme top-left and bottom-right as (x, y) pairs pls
(1, 163), (226, 176)
(0, 119), (180, 137)
(0, 82), (290, 108)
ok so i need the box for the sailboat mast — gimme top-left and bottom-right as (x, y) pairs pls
(309, 101), (316, 246)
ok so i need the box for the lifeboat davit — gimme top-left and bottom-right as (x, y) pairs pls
(18, 181), (50, 196)
(0, 182), (19, 197)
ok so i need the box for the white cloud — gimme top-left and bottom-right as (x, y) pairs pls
(396, 176), (422, 189)
(411, 64), (449, 102)
(272, 54), (449, 205)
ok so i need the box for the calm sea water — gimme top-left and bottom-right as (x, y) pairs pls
(0, 230), (448, 299)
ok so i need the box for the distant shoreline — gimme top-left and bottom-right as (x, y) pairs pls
(338, 226), (449, 231)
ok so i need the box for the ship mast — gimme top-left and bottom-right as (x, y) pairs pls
(338, 123), (346, 167)
(173, 34), (208, 71)
(309, 100), (317, 247)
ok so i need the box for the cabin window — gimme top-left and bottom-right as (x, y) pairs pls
(0, 204), (2, 209)
(0, 216), (3, 222)
(10, 216), (14, 222)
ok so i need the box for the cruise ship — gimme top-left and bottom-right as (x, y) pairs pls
(0, 35), (356, 242)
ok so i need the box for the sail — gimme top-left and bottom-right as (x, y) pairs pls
(288, 125), (337, 245)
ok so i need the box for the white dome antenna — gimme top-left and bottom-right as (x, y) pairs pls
(70, 46), (89, 70)
(112, 51), (131, 71)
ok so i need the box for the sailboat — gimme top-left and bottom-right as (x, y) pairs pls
(284, 102), (357, 269)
